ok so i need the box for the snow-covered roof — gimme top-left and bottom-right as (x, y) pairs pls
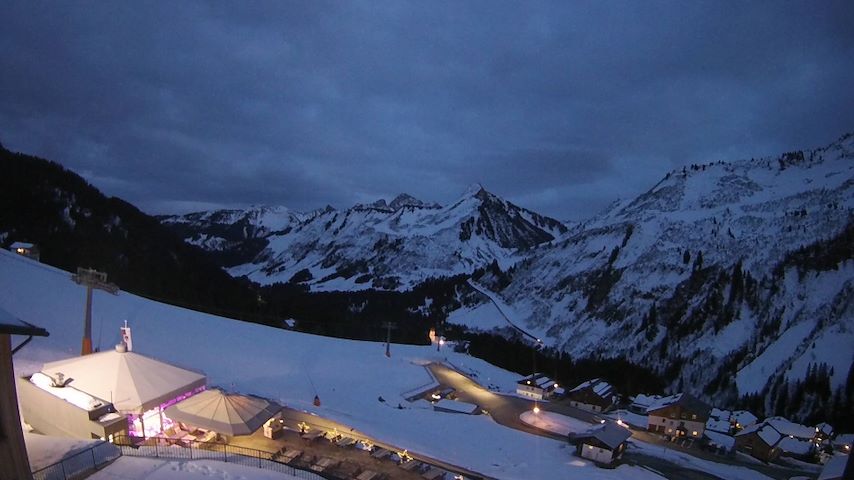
(568, 378), (614, 398)
(164, 388), (280, 436)
(517, 373), (556, 390)
(832, 433), (853, 448)
(41, 349), (206, 413)
(647, 393), (682, 411)
(731, 410), (758, 428)
(818, 455), (850, 480)
(706, 418), (731, 434)
(735, 422), (762, 437)
(816, 422), (833, 435)
(629, 394), (661, 410)
(703, 430), (735, 450)
(710, 408), (731, 421)
(10, 241), (34, 249)
(646, 392), (710, 417)
(777, 436), (814, 455)
(765, 416), (816, 439)
(574, 421), (632, 450)
(756, 425), (783, 447)
(433, 399), (479, 414)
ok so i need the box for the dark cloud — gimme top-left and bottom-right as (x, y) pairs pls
(1, 1), (852, 220)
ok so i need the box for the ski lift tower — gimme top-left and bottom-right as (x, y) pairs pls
(72, 267), (118, 355)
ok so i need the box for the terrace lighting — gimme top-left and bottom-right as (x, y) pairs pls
(533, 405), (540, 414)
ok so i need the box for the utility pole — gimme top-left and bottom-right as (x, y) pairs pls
(72, 268), (118, 355)
(382, 322), (397, 358)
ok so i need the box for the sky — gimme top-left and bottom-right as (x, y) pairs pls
(1, 1), (853, 221)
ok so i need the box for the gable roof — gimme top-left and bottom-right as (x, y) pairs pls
(765, 416), (815, 439)
(629, 394), (661, 410)
(164, 388), (280, 436)
(40, 349), (206, 413)
(517, 373), (556, 389)
(569, 378), (614, 398)
(573, 421), (632, 449)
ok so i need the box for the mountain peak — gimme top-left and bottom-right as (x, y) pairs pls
(389, 193), (432, 209)
(462, 183), (486, 197)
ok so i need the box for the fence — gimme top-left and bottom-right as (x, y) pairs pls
(32, 441), (121, 480)
(114, 436), (329, 480)
(32, 436), (330, 480)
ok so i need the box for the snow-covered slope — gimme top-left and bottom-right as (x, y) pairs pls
(162, 186), (568, 290)
(0, 250), (660, 480)
(454, 134), (854, 414)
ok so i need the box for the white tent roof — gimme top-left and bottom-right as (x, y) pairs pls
(40, 349), (206, 413)
(164, 388), (280, 436)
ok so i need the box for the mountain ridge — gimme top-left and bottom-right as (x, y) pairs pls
(161, 184), (569, 290)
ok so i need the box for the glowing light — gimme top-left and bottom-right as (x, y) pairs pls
(297, 421), (310, 433)
(533, 406), (540, 414)
(692, 431), (698, 436)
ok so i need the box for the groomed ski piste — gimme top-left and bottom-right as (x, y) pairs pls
(2, 250), (772, 479)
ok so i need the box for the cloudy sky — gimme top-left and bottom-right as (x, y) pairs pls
(2, 1), (853, 220)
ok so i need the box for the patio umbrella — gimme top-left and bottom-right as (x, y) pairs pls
(165, 388), (280, 436)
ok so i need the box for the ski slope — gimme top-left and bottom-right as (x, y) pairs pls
(1, 250), (660, 480)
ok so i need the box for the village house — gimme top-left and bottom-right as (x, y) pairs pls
(831, 433), (852, 454)
(568, 421), (632, 465)
(734, 416), (818, 462)
(646, 393), (711, 439)
(706, 408), (758, 434)
(566, 378), (616, 413)
(516, 373), (560, 400)
(9, 242), (39, 261)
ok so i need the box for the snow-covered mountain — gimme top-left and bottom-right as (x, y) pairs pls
(456, 133), (853, 416)
(161, 185), (568, 290)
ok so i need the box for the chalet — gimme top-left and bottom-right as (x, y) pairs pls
(734, 417), (817, 462)
(831, 433), (852, 454)
(568, 421), (632, 465)
(734, 422), (784, 462)
(566, 378), (615, 412)
(9, 242), (39, 261)
(646, 393), (711, 439)
(706, 408), (758, 434)
(516, 373), (559, 400)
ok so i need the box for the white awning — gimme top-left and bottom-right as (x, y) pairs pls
(40, 350), (206, 413)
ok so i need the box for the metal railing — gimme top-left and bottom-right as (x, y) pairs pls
(32, 440), (121, 480)
(113, 436), (330, 480)
(32, 436), (330, 480)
